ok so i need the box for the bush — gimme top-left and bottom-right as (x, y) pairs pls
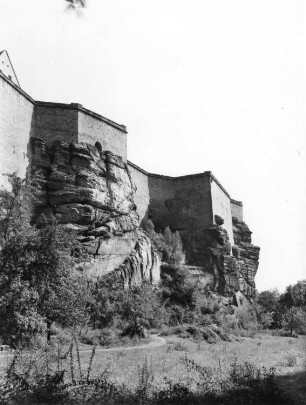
(142, 220), (185, 264)
(283, 351), (298, 367)
(235, 307), (257, 331)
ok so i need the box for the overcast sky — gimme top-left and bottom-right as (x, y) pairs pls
(1, 0), (305, 291)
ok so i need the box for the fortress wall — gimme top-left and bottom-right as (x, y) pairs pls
(172, 174), (213, 230)
(127, 162), (150, 224)
(148, 173), (213, 231)
(210, 177), (234, 244)
(147, 175), (177, 230)
(78, 109), (127, 161)
(230, 199), (243, 221)
(35, 102), (78, 144)
(0, 74), (34, 188)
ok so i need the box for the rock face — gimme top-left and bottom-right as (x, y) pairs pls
(29, 137), (259, 296)
(182, 218), (260, 298)
(30, 137), (160, 284)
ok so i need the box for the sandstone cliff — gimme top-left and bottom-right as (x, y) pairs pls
(30, 137), (160, 284)
(29, 137), (259, 296)
(176, 219), (260, 298)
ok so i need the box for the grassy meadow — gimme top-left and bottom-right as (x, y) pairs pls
(0, 331), (305, 403)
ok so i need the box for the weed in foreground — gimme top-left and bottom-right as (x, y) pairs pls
(0, 342), (295, 404)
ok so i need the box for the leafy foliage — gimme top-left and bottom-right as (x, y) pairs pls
(256, 282), (306, 336)
(0, 176), (89, 347)
(142, 220), (185, 264)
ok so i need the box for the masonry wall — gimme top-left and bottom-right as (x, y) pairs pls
(148, 173), (214, 264)
(230, 199), (243, 221)
(35, 102), (78, 144)
(127, 162), (150, 224)
(78, 109), (127, 161)
(210, 178), (234, 244)
(0, 73), (34, 188)
(148, 173), (213, 232)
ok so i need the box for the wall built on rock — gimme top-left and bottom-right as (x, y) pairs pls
(78, 109), (127, 161)
(127, 162), (150, 224)
(210, 177), (234, 244)
(231, 199), (243, 221)
(0, 72), (34, 188)
(150, 173), (214, 231)
(1, 57), (260, 295)
(35, 102), (78, 144)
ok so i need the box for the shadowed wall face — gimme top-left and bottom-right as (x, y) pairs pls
(147, 174), (215, 264)
(35, 104), (78, 144)
(148, 174), (213, 232)
(0, 74), (34, 189)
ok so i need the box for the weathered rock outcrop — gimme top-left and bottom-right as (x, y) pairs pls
(30, 137), (160, 284)
(183, 219), (260, 298)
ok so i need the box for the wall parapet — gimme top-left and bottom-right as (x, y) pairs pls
(36, 101), (127, 133)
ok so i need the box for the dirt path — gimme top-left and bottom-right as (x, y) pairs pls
(79, 334), (167, 353)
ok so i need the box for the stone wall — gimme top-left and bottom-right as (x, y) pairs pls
(231, 199), (243, 221)
(148, 172), (213, 232)
(78, 108), (127, 161)
(127, 162), (150, 225)
(34, 102), (127, 160)
(210, 176), (234, 245)
(35, 102), (78, 145)
(0, 73), (34, 189)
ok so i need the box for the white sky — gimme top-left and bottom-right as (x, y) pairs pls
(1, 0), (305, 292)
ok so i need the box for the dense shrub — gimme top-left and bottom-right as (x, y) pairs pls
(142, 220), (185, 264)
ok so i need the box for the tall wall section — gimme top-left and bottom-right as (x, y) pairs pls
(35, 102), (128, 161)
(127, 162), (150, 224)
(210, 175), (234, 245)
(35, 102), (78, 144)
(0, 72), (34, 189)
(78, 108), (127, 161)
(0, 74), (128, 194)
(230, 199), (243, 221)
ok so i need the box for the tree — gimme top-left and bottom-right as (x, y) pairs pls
(280, 280), (306, 310)
(161, 264), (198, 310)
(118, 283), (167, 336)
(0, 177), (89, 346)
(142, 220), (185, 264)
(88, 273), (124, 329)
(0, 173), (24, 244)
(255, 289), (281, 329)
(0, 222), (89, 346)
(282, 307), (306, 337)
